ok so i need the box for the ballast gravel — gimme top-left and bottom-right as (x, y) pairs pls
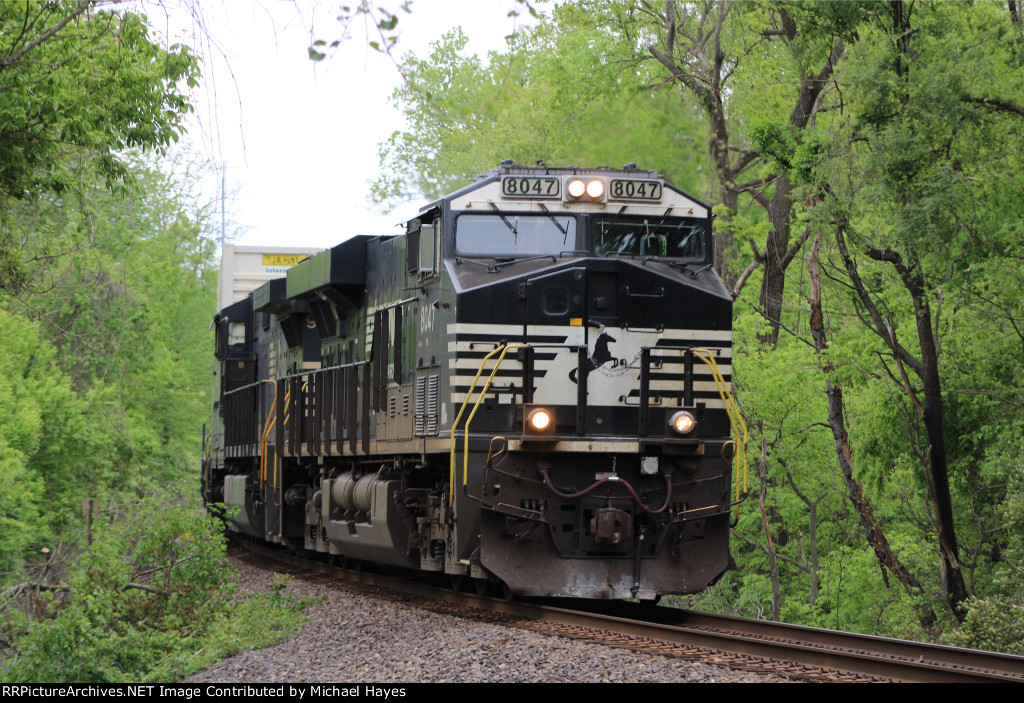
(184, 556), (790, 683)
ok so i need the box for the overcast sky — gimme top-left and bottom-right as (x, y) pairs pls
(166, 0), (534, 252)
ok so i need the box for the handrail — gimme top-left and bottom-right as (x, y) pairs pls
(448, 343), (525, 506)
(282, 387), (292, 448)
(632, 342), (746, 513)
(259, 380), (277, 489)
(691, 348), (748, 517)
(223, 359), (369, 397)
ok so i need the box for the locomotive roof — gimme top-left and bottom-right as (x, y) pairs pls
(474, 160), (662, 181)
(420, 160), (710, 215)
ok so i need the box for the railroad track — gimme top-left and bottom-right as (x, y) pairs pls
(235, 539), (1024, 683)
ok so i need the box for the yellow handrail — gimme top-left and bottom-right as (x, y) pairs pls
(691, 348), (748, 516)
(260, 380), (278, 488)
(448, 343), (525, 506)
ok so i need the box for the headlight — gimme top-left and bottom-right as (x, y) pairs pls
(669, 410), (696, 435)
(565, 178), (606, 201)
(528, 407), (553, 432)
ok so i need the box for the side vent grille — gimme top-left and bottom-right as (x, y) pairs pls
(426, 375), (439, 435)
(415, 377), (425, 435)
(415, 375), (440, 436)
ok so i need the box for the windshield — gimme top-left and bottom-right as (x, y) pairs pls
(593, 216), (704, 259)
(455, 214), (577, 257)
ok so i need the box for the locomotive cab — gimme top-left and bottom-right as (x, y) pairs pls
(437, 164), (736, 598)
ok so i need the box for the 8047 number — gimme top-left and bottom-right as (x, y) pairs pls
(501, 176), (560, 198)
(609, 179), (662, 201)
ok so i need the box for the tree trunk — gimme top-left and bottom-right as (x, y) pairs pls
(785, 470), (823, 607)
(757, 433), (782, 621)
(757, 175), (792, 346)
(903, 255), (969, 619)
(808, 228), (938, 629)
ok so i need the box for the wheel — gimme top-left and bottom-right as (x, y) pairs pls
(501, 582), (516, 602)
(449, 574), (466, 592)
(474, 578), (491, 597)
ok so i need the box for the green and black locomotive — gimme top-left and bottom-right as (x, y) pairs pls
(204, 162), (744, 600)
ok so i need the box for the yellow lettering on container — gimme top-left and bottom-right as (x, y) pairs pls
(262, 254), (307, 267)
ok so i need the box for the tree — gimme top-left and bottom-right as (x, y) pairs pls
(805, 0), (1024, 620)
(0, 0), (199, 297)
(644, 0), (855, 343)
(807, 226), (937, 628)
(371, 7), (708, 209)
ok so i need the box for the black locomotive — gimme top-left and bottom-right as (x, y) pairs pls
(203, 162), (743, 599)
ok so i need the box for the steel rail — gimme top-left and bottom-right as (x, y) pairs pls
(562, 600), (1024, 683)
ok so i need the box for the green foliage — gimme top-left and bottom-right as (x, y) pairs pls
(748, 122), (829, 187)
(0, 0), (311, 683)
(0, 308), (100, 568)
(2, 491), (310, 683)
(372, 7), (707, 208)
(0, 2), (199, 206)
(1, 148), (218, 504)
(0, 1), (201, 300)
(946, 599), (1024, 654)
(944, 419), (1024, 652)
(311, 1), (413, 60)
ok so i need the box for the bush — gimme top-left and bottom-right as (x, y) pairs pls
(945, 598), (1024, 655)
(1, 489), (309, 683)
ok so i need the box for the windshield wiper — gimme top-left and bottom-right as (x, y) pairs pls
(538, 202), (569, 244)
(641, 257), (711, 279)
(455, 257), (491, 269)
(487, 254), (558, 272)
(489, 202), (518, 242)
(641, 256), (692, 273)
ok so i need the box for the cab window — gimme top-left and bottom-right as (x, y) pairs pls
(593, 216), (704, 259)
(228, 322), (246, 349)
(455, 214), (576, 256)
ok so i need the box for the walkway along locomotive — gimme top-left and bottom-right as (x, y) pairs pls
(203, 162), (747, 600)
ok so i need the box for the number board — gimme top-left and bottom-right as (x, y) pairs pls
(501, 176), (560, 199)
(609, 179), (663, 201)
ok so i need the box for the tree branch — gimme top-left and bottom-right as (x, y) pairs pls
(122, 582), (173, 597)
(964, 96), (1024, 119)
(731, 531), (811, 573)
(832, 219), (925, 377)
(0, 1), (100, 70)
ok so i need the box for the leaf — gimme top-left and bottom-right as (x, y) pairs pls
(308, 47), (326, 61)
